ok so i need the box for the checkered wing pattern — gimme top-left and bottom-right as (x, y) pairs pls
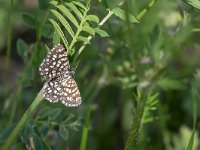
(39, 44), (70, 80)
(60, 74), (82, 106)
(42, 75), (82, 106)
(43, 80), (61, 103)
(39, 44), (82, 107)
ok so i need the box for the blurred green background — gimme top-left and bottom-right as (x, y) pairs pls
(0, 0), (200, 150)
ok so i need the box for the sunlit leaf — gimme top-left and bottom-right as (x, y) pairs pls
(77, 36), (90, 43)
(50, 9), (74, 38)
(184, 0), (200, 9)
(72, 1), (86, 10)
(82, 26), (95, 35)
(65, 3), (83, 20)
(95, 28), (109, 37)
(49, 19), (69, 49)
(50, 0), (58, 6)
(86, 15), (99, 24)
(53, 30), (61, 46)
(112, 7), (138, 23)
(56, 5), (79, 28)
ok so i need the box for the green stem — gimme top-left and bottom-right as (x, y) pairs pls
(124, 64), (166, 150)
(124, 89), (148, 150)
(136, 0), (158, 21)
(78, 10), (113, 150)
(123, 0), (159, 149)
(80, 105), (91, 150)
(125, 2), (142, 78)
(79, 65), (107, 150)
(1, 88), (44, 150)
(4, 0), (14, 79)
(192, 28), (200, 32)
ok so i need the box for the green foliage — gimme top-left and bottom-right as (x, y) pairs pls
(185, 0), (200, 9)
(95, 28), (109, 37)
(21, 13), (35, 28)
(134, 89), (159, 124)
(112, 7), (138, 23)
(49, 1), (99, 54)
(17, 39), (29, 62)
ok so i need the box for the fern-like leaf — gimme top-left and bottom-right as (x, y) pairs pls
(56, 5), (79, 28)
(49, 19), (69, 49)
(86, 15), (99, 24)
(49, 1), (99, 54)
(82, 26), (95, 35)
(65, 3), (84, 20)
(50, 9), (74, 38)
(134, 90), (159, 124)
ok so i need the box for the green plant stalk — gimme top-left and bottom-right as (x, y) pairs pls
(125, 2), (142, 78)
(186, 81), (198, 150)
(2, 88), (44, 150)
(78, 10), (113, 149)
(124, 89), (148, 150)
(4, 0), (14, 79)
(80, 105), (91, 150)
(79, 65), (107, 150)
(136, 0), (158, 21)
(125, 0), (158, 78)
(192, 28), (200, 32)
(123, 0), (159, 149)
(124, 64), (166, 150)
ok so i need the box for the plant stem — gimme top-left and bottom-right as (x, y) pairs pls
(4, 0), (14, 79)
(98, 9), (113, 26)
(136, 0), (158, 21)
(80, 105), (91, 150)
(124, 64), (166, 150)
(1, 88), (44, 150)
(123, 0), (159, 149)
(125, 2), (142, 78)
(124, 89), (148, 150)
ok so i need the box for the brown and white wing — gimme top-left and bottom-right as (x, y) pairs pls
(42, 80), (63, 103)
(39, 44), (70, 80)
(60, 75), (82, 107)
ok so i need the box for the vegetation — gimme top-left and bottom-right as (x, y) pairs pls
(0, 0), (200, 149)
